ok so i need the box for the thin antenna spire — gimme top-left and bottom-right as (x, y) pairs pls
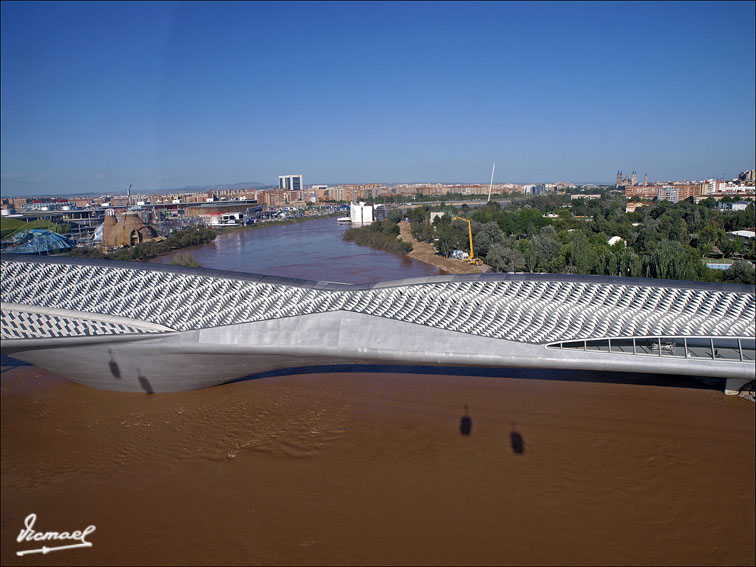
(487, 162), (495, 203)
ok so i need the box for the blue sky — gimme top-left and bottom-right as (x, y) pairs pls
(1, 1), (754, 196)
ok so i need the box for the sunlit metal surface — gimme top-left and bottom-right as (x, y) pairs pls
(2, 254), (754, 392)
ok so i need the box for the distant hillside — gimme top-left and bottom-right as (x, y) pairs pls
(167, 181), (274, 193)
(13, 181), (275, 199)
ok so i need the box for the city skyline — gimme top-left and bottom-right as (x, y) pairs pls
(2, 1), (755, 197)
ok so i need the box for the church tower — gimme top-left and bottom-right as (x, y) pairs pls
(631, 171), (637, 186)
(644, 172), (648, 185)
(616, 171), (623, 187)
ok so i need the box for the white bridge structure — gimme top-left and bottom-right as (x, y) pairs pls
(1, 254), (754, 394)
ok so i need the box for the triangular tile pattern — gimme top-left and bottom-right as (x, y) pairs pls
(1, 309), (147, 339)
(1, 260), (754, 344)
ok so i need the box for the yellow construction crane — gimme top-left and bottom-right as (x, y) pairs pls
(453, 216), (483, 265)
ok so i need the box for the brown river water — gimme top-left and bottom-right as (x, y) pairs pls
(2, 364), (754, 566)
(2, 218), (754, 565)
(147, 217), (445, 283)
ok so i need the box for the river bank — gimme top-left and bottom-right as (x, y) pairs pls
(397, 220), (489, 275)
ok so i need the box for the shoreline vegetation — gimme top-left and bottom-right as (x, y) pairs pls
(169, 252), (203, 268)
(342, 212), (413, 256)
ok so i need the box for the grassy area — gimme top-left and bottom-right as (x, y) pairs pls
(0, 217), (71, 239)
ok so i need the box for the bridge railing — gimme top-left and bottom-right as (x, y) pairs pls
(546, 336), (755, 363)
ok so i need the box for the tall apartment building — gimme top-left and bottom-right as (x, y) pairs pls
(704, 179), (753, 194)
(626, 183), (701, 201)
(261, 189), (305, 208)
(279, 174), (303, 191)
(674, 184), (703, 200)
(625, 184), (659, 199)
(657, 186), (680, 203)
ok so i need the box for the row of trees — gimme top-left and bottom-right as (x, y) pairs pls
(408, 195), (755, 284)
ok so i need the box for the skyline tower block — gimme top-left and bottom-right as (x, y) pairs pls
(279, 174), (303, 191)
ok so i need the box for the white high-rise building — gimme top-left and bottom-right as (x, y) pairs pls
(278, 174), (303, 191)
(350, 201), (373, 224)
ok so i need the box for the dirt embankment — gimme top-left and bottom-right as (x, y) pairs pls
(397, 221), (488, 274)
